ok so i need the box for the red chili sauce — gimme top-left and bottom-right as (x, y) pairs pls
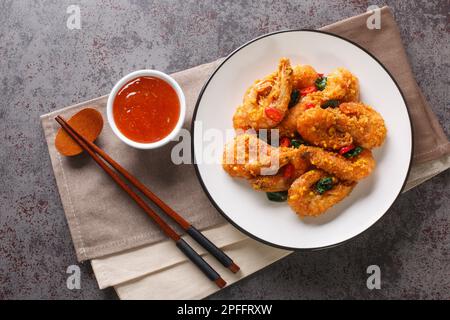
(113, 76), (180, 143)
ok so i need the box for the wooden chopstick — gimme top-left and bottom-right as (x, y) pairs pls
(55, 116), (227, 289)
(56, 115), (239, 274)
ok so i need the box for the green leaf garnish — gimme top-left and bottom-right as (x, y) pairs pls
(291, 138), (306, 148)
(315, 77), (327, 91)
(316, 177), (334, 194)
(288, 89), (300, 108)
(266, 191), (288, 202)
(343, 146), (363, 158)
(321, 99), (340, 109)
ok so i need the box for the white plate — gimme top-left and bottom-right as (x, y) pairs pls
(192, 30), (412, 250)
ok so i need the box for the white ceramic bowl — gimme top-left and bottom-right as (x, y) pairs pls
(107, 69), (186, 149)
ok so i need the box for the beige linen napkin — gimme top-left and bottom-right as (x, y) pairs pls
(40, 6), (449, 298)
(91, 6), (450, 299)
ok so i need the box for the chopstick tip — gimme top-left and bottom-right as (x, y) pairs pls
(228, 262), (240, 273)
(215, 277), (226, 288)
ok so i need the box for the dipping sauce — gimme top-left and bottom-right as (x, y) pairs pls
(113, 76), (180, 143)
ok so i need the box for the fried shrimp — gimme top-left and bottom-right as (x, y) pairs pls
(335, 102), (387, 149)
(276, 103), (306, 138)
(297, 102), (386, 150)
(222, 134), (298, 179)
(276, 92), (328, 137)
(233, 58), (293, 130)
(275, 67), (359, 138)
(288, 169), (355, 217)
(297, 107), (353, 150)
(292, 64), (318, 89)
(323, 67), (359, 102)
(299, 145), (375, 181)
(225, 58), (387, 217)
(250, 152), (310, 192)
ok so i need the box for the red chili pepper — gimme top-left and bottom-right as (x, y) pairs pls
(339, 145), (355, 155)
(305, 103), (315, 110)
(300, 86), (317, 96)
(280, 137), (291, 147)
(265, 107), (283, 122)
(283, 163), (295, 179)
(317, 73), (324, 77)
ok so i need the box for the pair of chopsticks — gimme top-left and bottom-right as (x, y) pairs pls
(55, 115), (239, 288)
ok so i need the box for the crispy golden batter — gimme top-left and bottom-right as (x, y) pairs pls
(323, 67), (359, 102)
(276, 92), (328, 138)
(276, 101), (308, 138)
(292, 64), (318, 89)
(297, 107), (353, 150)
(299, 145), (375, 181)
(225, 60), (386, 218)
(233, 58), (293, 130)
(334, 102), (387, 149)
(222, 134), (298, 179)
(277, 67), (360, 139)
(288, 169), (355, 217)
(297, 102), (386, 151)
(250, 151), (310, 192)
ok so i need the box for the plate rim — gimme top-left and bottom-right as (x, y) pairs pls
(190, 29), (414, 251)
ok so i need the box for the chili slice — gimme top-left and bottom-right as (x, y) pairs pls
(280, 137), (291, 147)
(339, 145), (355, 155)
(300, 86), (317, 96)
(282, 163), (295, 179)
(265, 107), (283, 122)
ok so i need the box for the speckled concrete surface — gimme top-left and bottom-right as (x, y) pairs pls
(0, 0), (448, 299)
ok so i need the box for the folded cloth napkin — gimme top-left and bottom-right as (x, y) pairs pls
(40, 6), (449, 298)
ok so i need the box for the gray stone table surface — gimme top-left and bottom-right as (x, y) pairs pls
(0, 0), (449, 299)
